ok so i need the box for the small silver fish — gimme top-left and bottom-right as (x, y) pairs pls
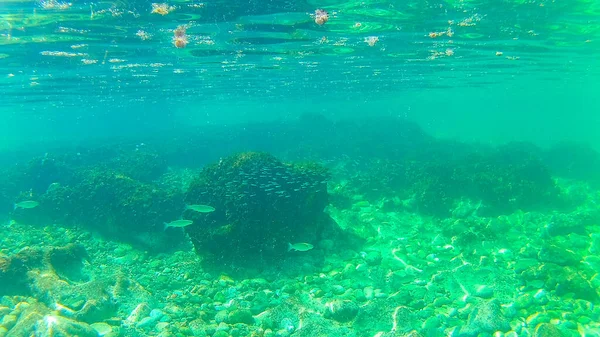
(164, 219), (193, 230)
(14, 201), (39, 209)
(185, 204), (215, 213)
(288, 242), (314, 252)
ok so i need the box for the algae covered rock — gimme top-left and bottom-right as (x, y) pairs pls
(354, 296), (416, 334)
(227, 309), (254, 325)
(458, 300), (510, 337)
(341, 142), (563, 217)
(324, 300), (359, 323)
(0, 256), (30, 296)
(538, 244), (580, 267)
(292, 311), (357, 337)
(3, 299), (96, 337)
(185, 152), (330, 265)
(534, 323), (567, 337)
(34, 166), (184, 243)
(34, 315), (99, 337)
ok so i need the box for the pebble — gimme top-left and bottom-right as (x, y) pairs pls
(577, 316), (591, 325)
(533, 289), (549, 305)
(526, 313), (550, 326)
(502, 303), (518, 319)
(474, 285), (494, 299)
(188, 319), (207, 336)
(280, 317), (295, 332)
(216, 322), (230, 332)
(364, 251), (382, 266)
(374, 289), (387, 298)
(275, 329), (291, 337)
(137, 316), (156, 329)
(210, 310), (225, 323)
(312, 289), (324, 298)
(156, 322), (169, 332)
(505, 331), (519, 337)
(227, 309), (254, 325)
(230, 327), (242, 337)
(433, 297), (451, 307)
(354, 289), (367, 302)
(355, 263), (369, 273)
(0, 315), (17, 330)
(90, 322), (113, 336)
(534, 323), (566, 337)
(325, 300), (359, 322)
(150, 309), (164, 320)
(422, 316), (441, 329)
(515, 294), (533, 309)
(213, 331), (229, 337)
(364, 286), (374, 300)
(214, 292), (226, 303)
(332, 285), (345, 295)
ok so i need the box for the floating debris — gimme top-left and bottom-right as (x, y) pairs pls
(136, 30), (151, 41)
(365, 36), (379, 47)
(151, 3), (174, 15)
(164, 219), (193, 230)
(39, 0), (71, 10)
(40, 51), (88, 57)
(14, 201), (39, 209)
(288, 242), (314, 252)
(186, 204), (215, 213)
(173, 25), (188, 48)
(314, 9), (329, 25)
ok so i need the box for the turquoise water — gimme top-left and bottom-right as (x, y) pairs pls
(1, 0), (600, 149)
(1, 1), (600, 337)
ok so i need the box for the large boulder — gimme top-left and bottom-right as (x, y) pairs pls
(185, 152), (330, 266)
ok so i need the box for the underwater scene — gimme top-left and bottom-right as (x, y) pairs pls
(1, 0), (600, 336)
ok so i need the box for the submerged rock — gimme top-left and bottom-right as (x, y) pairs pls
(35, 315), (98, 337)
(292, 311), (356, 337)
(0, 256), (30, 296)
(458, 300), (510, 337)
(538, 244), (580, 266)
(544, 213), (588, 237)
(324, 300), (359, 323)
(185, 152), (331, 266)
(90, 322), (113, 336)
(354, 298), (415, 334)
(3, 299), (98, 337)
(534, 323), (567, 337)
(474, 285), (494, 299)
(227, 309), (254, 325)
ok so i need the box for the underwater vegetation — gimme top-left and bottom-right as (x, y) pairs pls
(2, 117), (599, 244)
(335, 140), (566, 217)
(7, 147), (183, 249)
